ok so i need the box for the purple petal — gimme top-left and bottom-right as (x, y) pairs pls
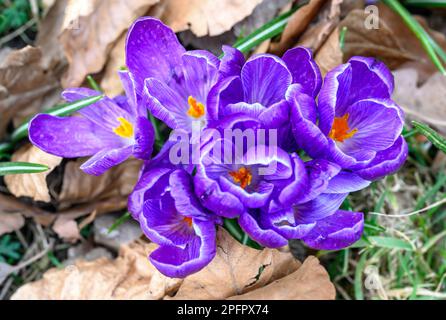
(318, 57), (394, 135)
(144, 78), (188, 130)
(133, 116), (155, 160)
(340, 99), (404, 153)
(182, 50), (220, 105)
(302, 210), (364, 250)
(282, 46), (322, 98)
(80, 146), (132, 176)
(126, 17), (185, 93)
(29, 114), (122, 158)
(356, 136), (408, 181)
(239, 210), (288, 248)
(219, 45), (245, 78)
(149, 220), (216, 278)
(219, 177), (274, 208)
(325, 171), (370, 194)
(278, 154), (310, 207)
(241, 54), (292, 106)
(118, 70), (144, 116)
(208, 76), (244, 120)
(296, 193), (348, 222)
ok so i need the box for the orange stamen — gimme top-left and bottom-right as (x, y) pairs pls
(229, 167), (253, 189)
(187, 96), (205, 119)
(183, 216), (193, 228)
(329, 113), (358, 142)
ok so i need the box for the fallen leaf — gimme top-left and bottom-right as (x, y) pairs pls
(228, 256), (336, 300)
(11, 240), (181, 300)
(151, 0), (263, 37)
(269, 0), (327, 56)
(4, 145), (62, 203)
(60, 0), (159, 88)
(314, 26), (342, 76)
(0, 193), (55, 226)
(0, 46), (60, 139)
(57, 158), (141, 208)
(297, 0), (343, 53)
(11, 228), (335, 300)
(393, 69), (446, 135)
(169, 228), (301, 300)
(100, 34), (127, 97)
(0, 213), (25, 236)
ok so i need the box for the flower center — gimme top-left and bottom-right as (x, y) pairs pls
(113, 117), (134, 138)
(329, 113), (358, 142)
(229, 167), (252, 189)
(183, 216), (193, 228)
(187, 96), (205, 119)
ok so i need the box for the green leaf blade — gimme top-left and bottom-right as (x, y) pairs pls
(0, 162), (49, 176)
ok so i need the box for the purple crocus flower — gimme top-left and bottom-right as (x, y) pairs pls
(29, 71), (154, 176)
(126, 17), (221, 132)
(239, 159), (368, 250)
(289, 57), (408, 180)
(129, 146), (219, 278)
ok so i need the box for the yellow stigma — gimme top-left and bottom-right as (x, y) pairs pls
(229, 167), (253, 189)
(183, 216), (193, 228)
(187, 96), (205, 119)
(329, 113), (358, 143)
(113, 117), (134, 138)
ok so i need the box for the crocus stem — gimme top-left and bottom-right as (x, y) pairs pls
(383, 0), (446, 75)
(223, 218), (245, 242)
(86, 75), (103, 92)
(107, 212), (132, 234)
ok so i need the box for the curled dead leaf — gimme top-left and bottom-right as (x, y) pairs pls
(11, 228), (335, 300)
(4, 145), (62, 203)
(228, 256), (336, 300)
(168, 228), (301, 300)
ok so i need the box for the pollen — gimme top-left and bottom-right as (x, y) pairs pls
(113, 117), (134, 138)
(329, 113), (358, 142)
(183, 216), (193, 228)
(187, 96), (205, 119)
(229, 167), (253, 190)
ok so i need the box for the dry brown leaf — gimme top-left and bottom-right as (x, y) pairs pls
(297, 0), (343, 53)
(0, 213), (25, 236)
(100, 34), (127, 97)
(53, 218), (81, 243)
(11, 241), (181, 300)
(393, 69), (446, 135)
(0, 193), (55, 226)
(169, 228), (300, 300)
(58, 158), (141, 208)
(314, 26), (342, 76)
(4, 145), (62, 203)
(151, 0), (263, 37)
(228, 256), (335, 300)
(269, 0), (327, 56)
(0, 46), (60, 139)
(11, 228), (334, 300)
(60, 0), (159, 88)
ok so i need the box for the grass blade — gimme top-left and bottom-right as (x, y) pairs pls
(412, 121), (446, 154)
(383, 0), (446, 75)
(404, 0), (446, 8)
(107, 212), (131, 234)
(0, 162), (49, 176)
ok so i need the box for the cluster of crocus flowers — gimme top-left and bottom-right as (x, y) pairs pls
(29, 18), (407, 278)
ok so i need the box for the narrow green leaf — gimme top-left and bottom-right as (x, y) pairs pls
(404, 0), (446, 8)
(383, 0), (446, 75)
(339, 26), (348, 51)
(412, 121), (446, 153)
(107, 212), (131, 234)
(11, 95), (104, 143)
(225, 5), (303, 56)
(0, 162), (49, 176)
(352, 236), (414, 251)
(354, 251), (369, 300)
(86, 75), (102, 92)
